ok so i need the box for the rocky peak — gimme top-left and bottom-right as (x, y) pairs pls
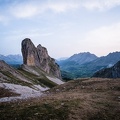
(37, 44), (49, 59)
(21, 38), (61, 79)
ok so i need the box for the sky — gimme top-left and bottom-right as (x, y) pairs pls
(0, 0), (120, 59)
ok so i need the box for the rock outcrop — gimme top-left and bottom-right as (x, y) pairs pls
(92, 60), (120, 78)
(21, 38), (61, 79)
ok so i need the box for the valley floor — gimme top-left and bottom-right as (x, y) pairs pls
(0, 78), (120, 120)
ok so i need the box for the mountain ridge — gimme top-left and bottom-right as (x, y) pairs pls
(1, 50), (120, 79)
(57, 51), (120, 79)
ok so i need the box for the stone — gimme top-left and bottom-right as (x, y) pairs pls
(21, 38), (61, 79)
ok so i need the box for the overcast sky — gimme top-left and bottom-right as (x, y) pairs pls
(0, 0), (120, 59)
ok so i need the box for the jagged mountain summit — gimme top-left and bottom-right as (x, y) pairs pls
(22, 38), (61, 79)
(93, 60), (120, 78)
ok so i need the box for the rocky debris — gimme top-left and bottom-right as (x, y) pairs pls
(0, 83), (48, 102)
(21, 38), (61, 79)
(93, 60), (120, 78)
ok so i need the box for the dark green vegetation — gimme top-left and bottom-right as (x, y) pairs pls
(58, 52), (120, 79)
(0, 78), (120, 120)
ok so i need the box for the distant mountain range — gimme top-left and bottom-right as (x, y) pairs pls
(57, 51), (120, 80)
(0, 54), (23, 65)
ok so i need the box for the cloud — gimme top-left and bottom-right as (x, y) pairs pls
(9, 0), (79, 18)
(83, 22), (120, 55)
(46, 2), (79, 13)
(10, 4), (39, 18)
(0, 14), (9, 25)
(82, 0), (120, 11)
(8, 0), (120, 19)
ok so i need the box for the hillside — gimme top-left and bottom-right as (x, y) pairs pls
(93, 60), (120, 78)
(0, 78), (120, 120)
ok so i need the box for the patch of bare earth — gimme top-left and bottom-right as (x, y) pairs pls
(0, 78), (120, 120)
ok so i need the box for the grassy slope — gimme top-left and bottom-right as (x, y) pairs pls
(0, 78), (120, 120)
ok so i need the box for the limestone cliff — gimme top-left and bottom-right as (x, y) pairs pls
(21, 38), (61, 79)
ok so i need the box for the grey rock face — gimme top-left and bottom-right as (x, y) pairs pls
(93, 61), (120, 78)
(21, 38), (61, 78)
